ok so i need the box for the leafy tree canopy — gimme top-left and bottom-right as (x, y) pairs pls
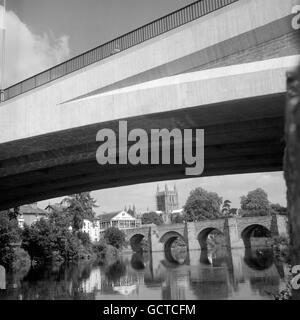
(22, 218), (84, 262)
(22, 219), (54, 261)
(184, 187), (223, 221)
(222, 200), (232, 216)
(270, 203), (287, 216)
(48, 207), (72, 230)
(172, 214), (185, 224)
(141, 212), (164, 225)
(240, 188), (271, 217)
(61, 192), (98, 231)
(0, 211), (21, 267)
(103, 227), (126, 249)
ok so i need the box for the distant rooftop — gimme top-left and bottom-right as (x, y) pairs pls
(45, 203), (65, 212)
(97, 210), (135, 222)
(96, 211), (120, 222)
(20, 204), (47, 215)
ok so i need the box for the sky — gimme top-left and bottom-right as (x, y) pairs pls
(39, 172), (287, 215)
(1, 0), (196, 86)
(0, 0), (287, 214)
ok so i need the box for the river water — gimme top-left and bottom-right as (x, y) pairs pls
(0, 247), (288, 300)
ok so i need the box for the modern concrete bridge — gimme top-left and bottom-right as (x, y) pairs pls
(0, 0), (299, 209)
(125, 215), (288, 261)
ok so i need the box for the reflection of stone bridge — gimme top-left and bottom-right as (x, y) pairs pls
(124, 215), (287, 254)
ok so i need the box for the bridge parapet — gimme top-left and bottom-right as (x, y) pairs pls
(124, 225), (151, 237)
(156, 223), (185, 234)
(192, 219), (226, 232)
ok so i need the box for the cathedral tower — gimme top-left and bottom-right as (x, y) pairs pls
(156, 184), (179, 223)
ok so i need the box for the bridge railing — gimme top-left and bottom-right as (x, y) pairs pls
(2, 0), (238, 102)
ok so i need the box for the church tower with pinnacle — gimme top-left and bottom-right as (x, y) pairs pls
(156, 184), (179, 224)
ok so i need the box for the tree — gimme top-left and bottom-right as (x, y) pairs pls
(62, 192), (98, 231)
(141, 212), (164, 225)
(22, 219), (54, 261)
(270, 203), (287, 216)
(222, 200), (232, 216)
(22, 217), (83, 262)
(77, 231), (91, 247)
(184, 187), (223, 221)
(103, 227), (126, 249)
(7, 207), (20, 221)
(240, 188), (271, 217)
(48, 206), (72, 230)
(229, 208), (238, 216)
(0, 211), (21, 268)
(172, 214), (185, 224)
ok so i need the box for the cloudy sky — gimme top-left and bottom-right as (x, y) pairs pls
(2, 0), (196, 86)
(0, 1), (287, 214)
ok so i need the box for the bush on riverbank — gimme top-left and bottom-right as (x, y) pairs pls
(10, 247), (31, 273)
(103, 227), (126, 249)
(272, 235), (290, 262)
(93, 239), (119, 263)
(21, 219), (94, 264)
(0, 210), (23, 270)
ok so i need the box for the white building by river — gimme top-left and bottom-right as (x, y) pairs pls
(82, 210), (141, 242)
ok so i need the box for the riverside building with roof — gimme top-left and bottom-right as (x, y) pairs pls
(81, 209), (141, 242)
(98, 210), (141, 234)
(18, 203), (48, 228)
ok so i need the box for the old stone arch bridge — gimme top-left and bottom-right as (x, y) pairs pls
(125, 215), (287, 254)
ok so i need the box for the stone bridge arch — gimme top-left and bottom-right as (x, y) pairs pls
(197, 227), (224, 250)
(129, 233), (146, 252)
(187, 219), (227, 250)
(240, 223), (272, 248)
(159, 231), (187, 264)
(237, 216), (273, 248)
(125, 227), (150, 252)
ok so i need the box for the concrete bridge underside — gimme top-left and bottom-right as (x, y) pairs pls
(0, 64), (291, 209)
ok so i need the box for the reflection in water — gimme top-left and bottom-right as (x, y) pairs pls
(244, 248), (274, 270)
(0, 265), (6, 290)
(104, 260), (126, 282)
(0, 247), (288, 300)
(131, 253), (146, 270)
